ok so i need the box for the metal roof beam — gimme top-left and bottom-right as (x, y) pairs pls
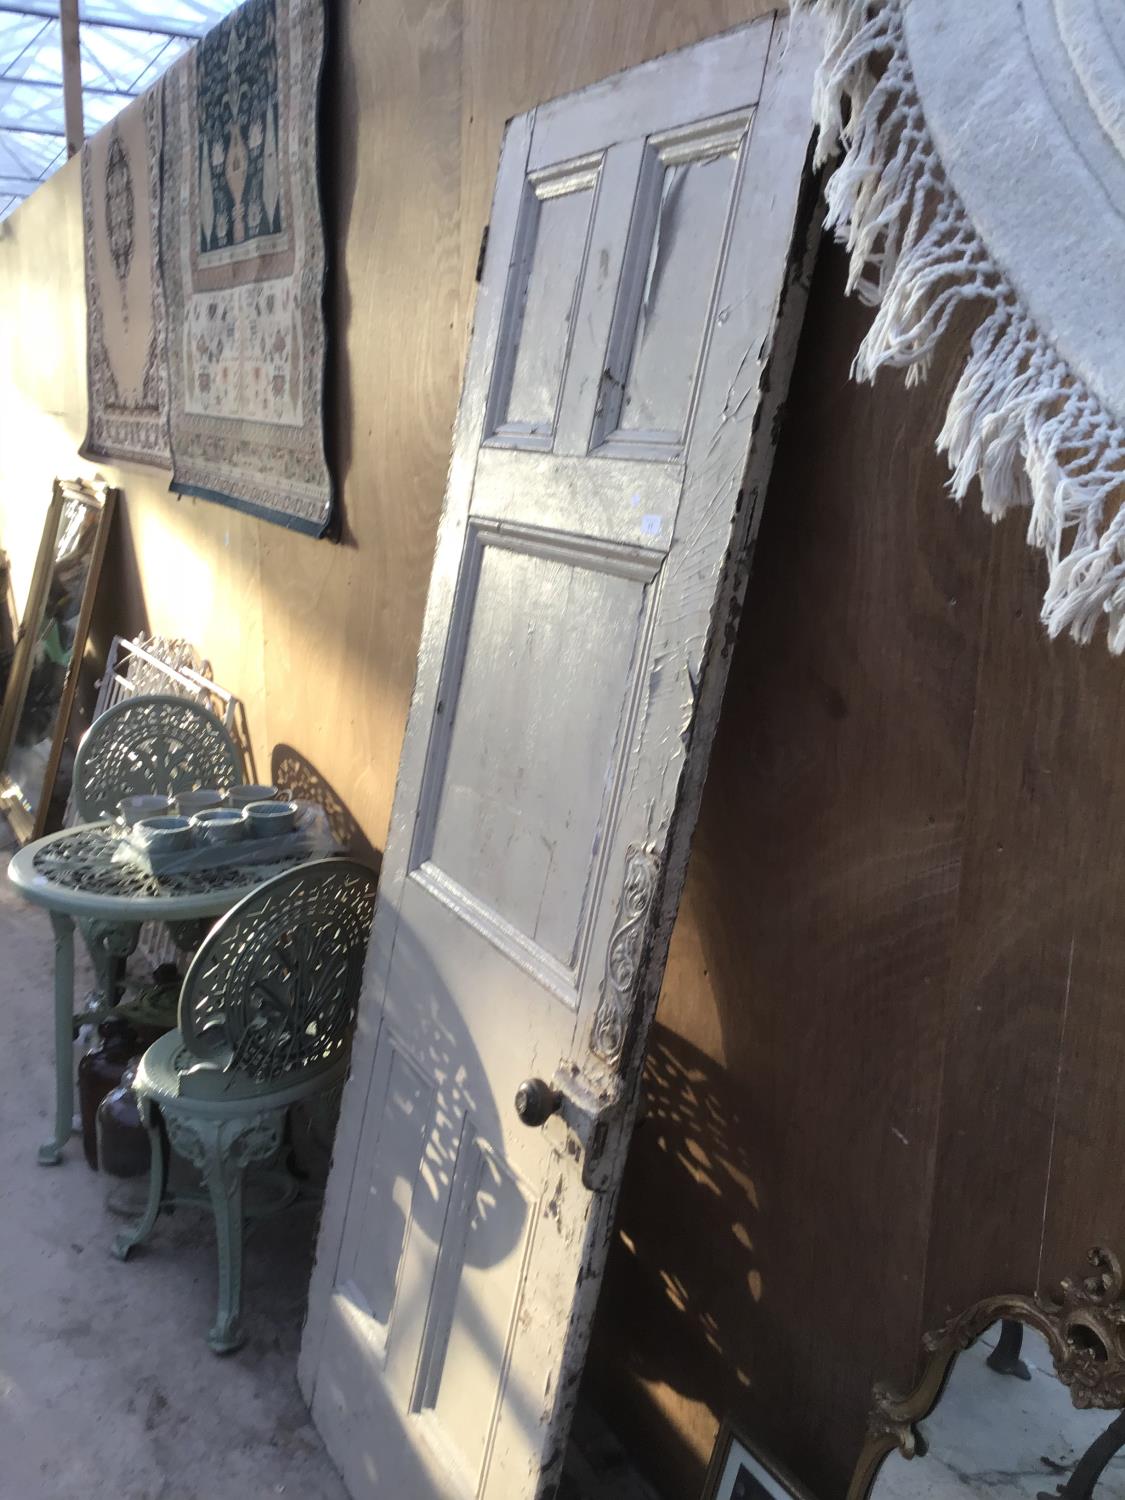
(0, 123), (64, 135)
(0, 75), (135, 97)
(0, 3), (200, 40)
(0, 17), (50, 83)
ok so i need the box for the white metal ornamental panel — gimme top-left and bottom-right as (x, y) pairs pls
(301, 16), (819, 1500)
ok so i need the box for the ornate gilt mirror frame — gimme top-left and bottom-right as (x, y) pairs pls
(0, 479), (117, 843)
(848, 1247), (1125, 1500)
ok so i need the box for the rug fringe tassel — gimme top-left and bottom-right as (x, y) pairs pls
(794, 0), (1125, 651)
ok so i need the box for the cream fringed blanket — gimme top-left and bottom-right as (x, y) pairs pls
(797, 0), (1125, 651)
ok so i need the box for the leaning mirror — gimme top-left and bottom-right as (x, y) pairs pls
(853, 1248), (1125, 1500)
(0, 478), (117, 842)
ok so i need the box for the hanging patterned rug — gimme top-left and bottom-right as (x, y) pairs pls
(80, 86), (171, 469)
(162, 0), (332, 535)
(797, 0), (1125, 651)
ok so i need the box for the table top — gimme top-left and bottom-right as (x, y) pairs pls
(8, 821), (324, 922)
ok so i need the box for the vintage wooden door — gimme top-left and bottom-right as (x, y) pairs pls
(301, 15), (818, 1498)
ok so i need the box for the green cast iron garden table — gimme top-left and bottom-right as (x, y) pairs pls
(8, 822), (325, 1166)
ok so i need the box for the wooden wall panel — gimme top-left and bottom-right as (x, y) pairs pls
(922, 527), (1125, 1321)
(921, 533), (1080, 1320)
(254, 0), (465, 858)
(4, 7), (1125, 1500)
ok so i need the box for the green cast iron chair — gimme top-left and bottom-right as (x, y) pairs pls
(72, 692), (244, 822)
(70, 692), (246, 1023)
(111, 858), (378, 1353)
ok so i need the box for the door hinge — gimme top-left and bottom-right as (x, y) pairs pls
(475, 223), (490, 283)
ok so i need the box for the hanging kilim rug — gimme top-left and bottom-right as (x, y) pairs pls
(796, 0), (1125, 652)
(80, 85), (171, 469)
(162, 0), (332, 535)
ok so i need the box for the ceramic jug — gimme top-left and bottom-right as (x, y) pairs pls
(77, 1017), (138, 1169)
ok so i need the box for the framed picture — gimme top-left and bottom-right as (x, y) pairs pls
(701, 1420), (818, 1500)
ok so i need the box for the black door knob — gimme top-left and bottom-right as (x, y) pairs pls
(515, 1078), (562, 1127)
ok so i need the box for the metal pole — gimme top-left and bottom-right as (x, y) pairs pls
(59, 0), (82, 158)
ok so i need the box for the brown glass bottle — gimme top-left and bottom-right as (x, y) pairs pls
(96, 1057), (150, 1179)
(77, 1017), (138, 1170)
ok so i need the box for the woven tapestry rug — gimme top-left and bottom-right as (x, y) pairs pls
(162, 0), (331, 535)
(797, 0), (1125, 653)
(81, 86), (171, 469)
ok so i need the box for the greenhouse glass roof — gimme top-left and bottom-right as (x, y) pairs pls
(0, 1), (240, 222)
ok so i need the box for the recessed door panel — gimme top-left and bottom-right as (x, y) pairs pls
(413, 1130), (534, 1489)
(487, 161), (600, 448)
(416, 525), (659, 979)
(593, 115), (751, 457)
(335, 1040), (436, 1349)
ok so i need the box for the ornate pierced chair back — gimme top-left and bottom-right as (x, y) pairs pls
(178, 859), (378, 1090)
(73, 693), (243, 822)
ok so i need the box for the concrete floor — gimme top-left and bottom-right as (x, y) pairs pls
(0, 855), (351, 1500)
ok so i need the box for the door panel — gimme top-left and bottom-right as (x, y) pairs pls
(301, 16), (819, 1500)
(416, 1130), (534, 1485)
(335, 1038), (436, 1347)
(593, 113), (752, 456)
(486, 159), (600, 448)
(415, 522), (660, 987)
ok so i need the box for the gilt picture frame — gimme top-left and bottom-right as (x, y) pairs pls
(702, 1420), (817, 1500)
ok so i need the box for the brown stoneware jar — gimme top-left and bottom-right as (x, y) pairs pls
(77, 1017), (138, 1170)
(96, 1057), (150, 1179)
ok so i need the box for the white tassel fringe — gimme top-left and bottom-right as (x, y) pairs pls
(795, 0), (1125, 651)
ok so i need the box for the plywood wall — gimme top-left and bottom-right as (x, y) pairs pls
(0, 0), (778, 864)
(4, 5), (1125, 1499)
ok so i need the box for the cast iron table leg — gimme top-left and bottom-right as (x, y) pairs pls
(40, 911), (75, 1166)
(1039, 1409), (1125, 1500)
(79, 917), (140, 1017)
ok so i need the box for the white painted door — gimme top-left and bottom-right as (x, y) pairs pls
(301, 16), (818, 1498)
